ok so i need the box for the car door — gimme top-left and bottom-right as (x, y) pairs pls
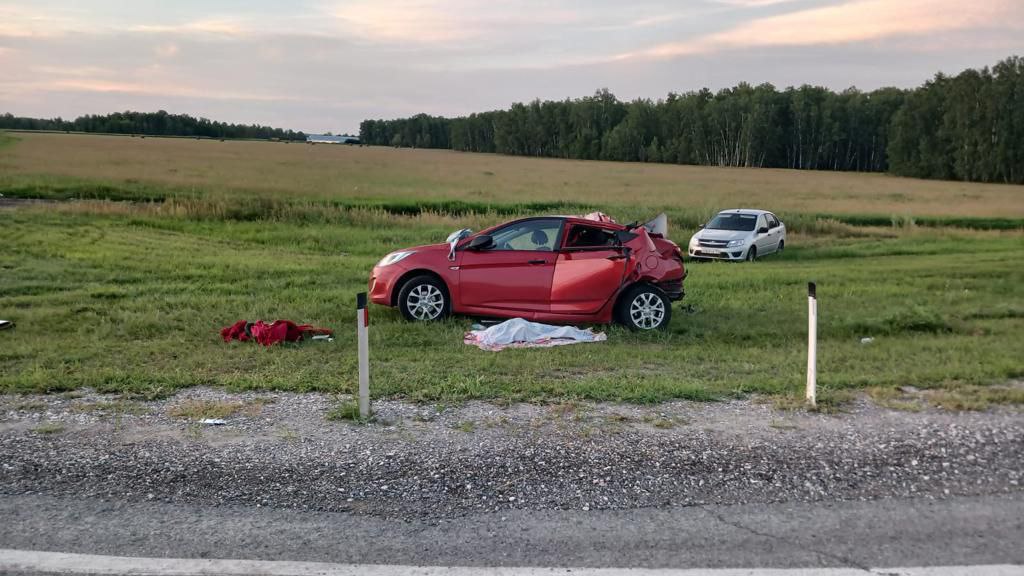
(550, 223), (628, 315)
(457, 218), (563, 314)
(764, 213), (782, 253)
(754, 214), (775, 254)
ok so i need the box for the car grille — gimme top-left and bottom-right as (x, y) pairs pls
(698, 239), (729, 248)
(692, 250), (742, 259)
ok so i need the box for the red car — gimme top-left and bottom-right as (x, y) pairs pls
(369, 213), (686, 330)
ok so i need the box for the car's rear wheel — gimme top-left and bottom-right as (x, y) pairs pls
(616, 284), (671, 331)
(777, 240), (785, 253)
(397, 275), (450, 322)
(746, 246), (758, 262)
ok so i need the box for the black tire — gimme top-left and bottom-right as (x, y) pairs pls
(615, 284), (672, 331)
(746, 246), (758, 262)
(777, 240), (785, 253)
(397, 275), (450, 322)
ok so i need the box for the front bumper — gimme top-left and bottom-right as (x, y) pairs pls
(368, 264), (406, 306)
(688, 246), (749, 261)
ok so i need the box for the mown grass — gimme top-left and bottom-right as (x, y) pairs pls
(4, 131), (1024, 221)
(1, 132), (1023, 405)
(1, 206), (1021, 403)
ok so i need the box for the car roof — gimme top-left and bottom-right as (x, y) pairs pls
(716, 208), (773, 216)
(506, 215), (624, 228)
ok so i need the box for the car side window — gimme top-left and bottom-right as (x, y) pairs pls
(488, 219), (562, 251)
(768, 214), (779, 229)
(564, 224), (617, 248)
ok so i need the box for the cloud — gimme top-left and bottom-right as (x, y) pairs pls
(154, 43), (179, 58)
(328, 0), (584, 46)
(34, 65), (117, 78)
(712, 0), (800, 7)
(3, 77), (308, 103)
(618, 0), (1023, 60)
(130, 19), (248, 37)
(0, 4), (64, 37)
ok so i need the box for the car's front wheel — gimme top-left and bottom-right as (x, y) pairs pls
(616, 284), (672, 331)
(397, 275), (450, 322)
(746, 246), (758, 262)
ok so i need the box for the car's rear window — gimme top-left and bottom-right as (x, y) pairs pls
(707, 213), (757, 231)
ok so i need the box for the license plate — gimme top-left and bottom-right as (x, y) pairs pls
(702, 248), (721, 255)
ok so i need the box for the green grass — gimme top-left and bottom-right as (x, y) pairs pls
(167, 399), (255, 420)
(0, 132), (18, 150)
(326, 399), (370, 422)
(1, 206), (1021, 404)
(2, 132), (1023, 405)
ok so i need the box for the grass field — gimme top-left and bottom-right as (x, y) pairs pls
(2, 132), (1023, 405)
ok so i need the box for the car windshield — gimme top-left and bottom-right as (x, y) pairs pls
(706, 213), (758, 231)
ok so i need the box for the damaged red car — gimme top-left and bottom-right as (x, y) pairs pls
(369, 213), (686, 330)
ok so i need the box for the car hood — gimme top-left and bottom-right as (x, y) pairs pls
(390, 243), (449, 256)
(692, 229), (750, 242)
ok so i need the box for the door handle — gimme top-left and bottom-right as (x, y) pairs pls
(527, 259), (546, 265)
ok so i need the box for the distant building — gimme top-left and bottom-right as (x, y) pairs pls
(306, 134), (361, 144)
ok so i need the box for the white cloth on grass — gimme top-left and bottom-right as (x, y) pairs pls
(464, 318), (606, 351)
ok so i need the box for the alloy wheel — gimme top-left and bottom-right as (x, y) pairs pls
(406, 284), (445, 320)
(629, 292), (666, 330)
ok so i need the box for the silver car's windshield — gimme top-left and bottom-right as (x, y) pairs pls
(707, 213), (757, 232)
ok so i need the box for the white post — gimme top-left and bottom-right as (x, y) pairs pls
(356, 292), (370, 419)
(806, 282), (817, 408)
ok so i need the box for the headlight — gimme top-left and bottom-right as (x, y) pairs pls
(377, 250), (415, 267)
(689, 236), (699, 248)
(726, 239), (746, 248)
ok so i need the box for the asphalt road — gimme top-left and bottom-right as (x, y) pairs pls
(2, 492), (1022, 572)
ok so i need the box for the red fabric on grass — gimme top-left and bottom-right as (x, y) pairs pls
(221, 320), (332, 346)
(220, 320), (251, 342)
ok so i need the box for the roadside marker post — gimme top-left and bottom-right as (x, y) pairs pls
(806, 282), (817, 408)
(356, 292), (370, 419)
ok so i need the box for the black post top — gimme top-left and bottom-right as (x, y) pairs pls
(357, 292), (367, 309)
(808, 282), (816, 298)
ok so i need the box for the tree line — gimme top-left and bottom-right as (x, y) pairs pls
(0, 110), (306, 141)
(361, 56), (1024, 184)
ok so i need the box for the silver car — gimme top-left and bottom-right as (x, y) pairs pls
(687, 209), (786, 261)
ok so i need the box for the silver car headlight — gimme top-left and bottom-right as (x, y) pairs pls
(689, 237), (699, 249)
(377, 250), (415, 267)
(726, 239), (746, 248)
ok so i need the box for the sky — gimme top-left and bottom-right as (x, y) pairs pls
(1, 0), (1022, 134)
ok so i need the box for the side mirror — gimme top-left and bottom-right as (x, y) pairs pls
(758, 226), (769, 234)
(698, 224), (705, 229)
(467, 234), (494, 251)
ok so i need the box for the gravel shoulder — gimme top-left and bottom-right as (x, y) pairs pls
(1, 388), (1022, 519)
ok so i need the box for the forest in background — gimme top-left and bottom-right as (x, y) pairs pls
(360, 56), (1024, 184)
(0, 110), (306, 141)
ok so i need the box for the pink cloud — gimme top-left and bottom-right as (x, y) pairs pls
(618, 0), (1024, 60)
